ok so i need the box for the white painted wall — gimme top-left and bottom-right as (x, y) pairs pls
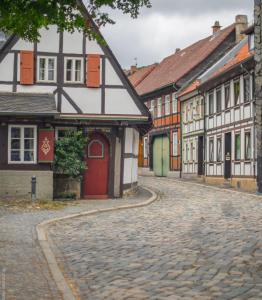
(105, 59), (122, 86)
(0, 53), (14, 81)
(105, 89), (141, 115)
(38, 26), (59, 53)
(64, 87), (101, 114)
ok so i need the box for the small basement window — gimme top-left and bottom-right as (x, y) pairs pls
(8, 125), (37, 164)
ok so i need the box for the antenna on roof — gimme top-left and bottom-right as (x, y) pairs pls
(134, 57), (138, 67)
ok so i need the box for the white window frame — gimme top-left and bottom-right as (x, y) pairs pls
(165, 95), (170, 116)
(172, 131), (178, 156)
(172, 93), (178, 114)
(37, 56), (57, 83)
(64, 57), (84, 83)
(149, 100), (155, 119)
(157, 97), (162, 118)
(55, 127), (77, 140)
(8, 125), (37, 164)
(143, 137), (148, 158)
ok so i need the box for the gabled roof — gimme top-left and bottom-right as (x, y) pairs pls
(199, 37), (253, 89)
(178, 80), (200, 98)
(0, 92), (57, 116)
(128, 64), (158, 87)
(136, 24), (235, 96)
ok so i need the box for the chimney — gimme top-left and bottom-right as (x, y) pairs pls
(175, 48), (181, 53)
(130, 65), (137, 74)
(212, 21), (221, 34)
(235, 15), (248, 43)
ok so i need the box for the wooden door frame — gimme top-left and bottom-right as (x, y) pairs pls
(82, 129), (116, 199)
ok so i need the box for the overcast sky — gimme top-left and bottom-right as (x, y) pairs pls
(100, 0), (254, 69)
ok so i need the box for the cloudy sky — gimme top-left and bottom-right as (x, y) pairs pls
(100, 0), (254, 69)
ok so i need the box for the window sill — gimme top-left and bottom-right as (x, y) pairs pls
(64, 81), (84, 84)
(37, 80), (56, 84)
(8, 161), (37, 165)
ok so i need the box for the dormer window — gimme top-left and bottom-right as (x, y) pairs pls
(65, 57), (83, 83)
(37, 57), (56, 82)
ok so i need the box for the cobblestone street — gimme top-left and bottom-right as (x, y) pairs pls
(0, 187), (149, 300)
(49, 177), (262, 300)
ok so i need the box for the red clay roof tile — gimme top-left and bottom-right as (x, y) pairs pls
(136, 24), (235, 96)
(128, 64), (158, 87)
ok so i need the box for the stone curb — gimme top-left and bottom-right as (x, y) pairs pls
(36, 186), (158, 300)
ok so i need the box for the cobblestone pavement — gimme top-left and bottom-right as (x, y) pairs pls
(49, 177), (262, 300)
(0, 187), (149, 300)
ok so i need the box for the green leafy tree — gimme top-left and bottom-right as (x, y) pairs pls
(54, 130), (87, 178)
(0, 0), (151, 42)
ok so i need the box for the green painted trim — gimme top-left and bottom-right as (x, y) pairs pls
(39, 128), (55, 132)
(58, 116), (148, 122)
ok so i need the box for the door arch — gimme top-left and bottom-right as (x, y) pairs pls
(84, 133), (109, 199)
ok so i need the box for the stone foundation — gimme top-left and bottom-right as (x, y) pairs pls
(53, 174), (81, 199)
(0, 170), (53, 200)
(204, 176), (257, 192)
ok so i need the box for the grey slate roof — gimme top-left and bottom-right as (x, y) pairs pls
(0, 92), (58, 116)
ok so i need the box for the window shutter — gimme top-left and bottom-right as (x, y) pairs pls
(20, 51), (34, 85)
(38, 129), (55, 163)
(86, 54), (100, 88)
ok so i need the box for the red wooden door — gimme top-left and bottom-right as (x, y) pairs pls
(84, 133), (109, 199)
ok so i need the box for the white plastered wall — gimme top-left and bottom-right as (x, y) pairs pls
(123, 128), (139, 186)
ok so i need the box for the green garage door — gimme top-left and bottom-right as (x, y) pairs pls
(153, 135), (169, 177)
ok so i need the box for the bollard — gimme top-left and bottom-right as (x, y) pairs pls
(31, 176), (36, 201)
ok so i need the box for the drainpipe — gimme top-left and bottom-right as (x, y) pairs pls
(200, 91), (206, 178)
(254, 0), (262, 193)
(179, 96), (183, 178)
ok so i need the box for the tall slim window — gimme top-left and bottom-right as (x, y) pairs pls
(149, 100), (155, 119)
(216, 88), (222, 113)
(243, 75), (251, 103)
(172, 131), (178, 156)
(217, 137), (222, 162)
(225, 84), (230, 109)
(143, 137), (148, 158)
(165, 95), (170, 115)
(157, 98), (162, 118)
(245, 132), (251, 160)
(8, 125), (37, 163)
(209, 92), (214, 115)
(186, 144), (189, 161)
(38, 57), (56, 82)
(172, 93), (178, 113)
(234, 80), (240, 106)
(209, 139), (214, 162)
(190, 142), (194, 161)
(235, 133), (241, 161)
(65, 58), (83, 83)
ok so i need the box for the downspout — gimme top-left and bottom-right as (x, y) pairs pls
(240, 64), (256, 178)
(179, 95), (183, 178)
(200, 90), (206, 178)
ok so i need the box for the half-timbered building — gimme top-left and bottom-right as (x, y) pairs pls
(199, 32), (255, 191)
(131, 16), (248, 178)
(0, 9), (150, 200)
(179, 81), (205, 178)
